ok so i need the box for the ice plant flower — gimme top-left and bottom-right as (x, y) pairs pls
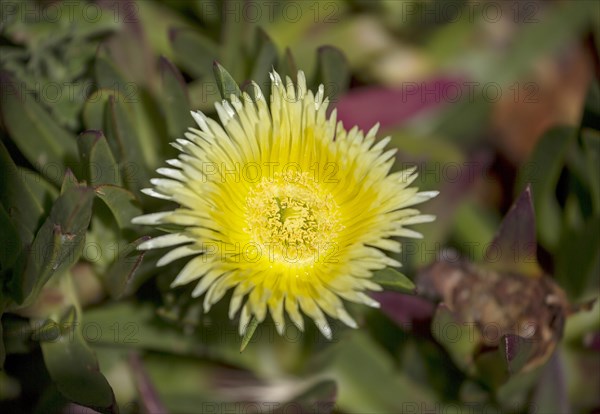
(133, 70), (437, 339)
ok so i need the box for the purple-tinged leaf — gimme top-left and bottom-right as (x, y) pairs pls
(499, 334), (535, 375)
(335, 76), (463, 131)
(129, 353), (169, 414)
(584, 332), (600, 351)
(373, 291), (434, 331)
(487, 184), (542, 277)
(532, 351), (570, 413)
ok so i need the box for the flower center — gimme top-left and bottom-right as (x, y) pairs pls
(245, 171), (343, 264)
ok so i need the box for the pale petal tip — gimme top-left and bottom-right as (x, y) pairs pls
(318, 323), (332, 340)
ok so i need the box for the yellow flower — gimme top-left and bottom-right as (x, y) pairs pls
(133, 70), (437, 339)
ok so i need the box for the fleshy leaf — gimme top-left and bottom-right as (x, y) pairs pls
(431, 304), (480, 374)
(0, 72), (78, 186)
(82, 88), (115, 131)
(249, 28), (278, 92)
(582, 128), (600, 213)
(372, 268), (416, 293)
(77, 130), (122, 187)
(486, 185), (542, 277)
(38, 300), (117, 413)
(94, 42), (129, 91)
(17, 167), (58, 213)
(94, 185), (142, 230)
(0, 142), (45, 244)
(331, 331), (440, 412)
(517, 126), (576, 250)
(555, 215), (600, 298)
(104, 236), (149, 299)
(240, 316), (259, 352)
(0, 205), (21, 271)
(499, 334), (535, 375)
(213, 61), (242, 100)
(169, 28), (219, 78)
(314, 46), (350, 104)
(280, 48), (298, 84)
(580, 79), (600, 132)
(160, 56), (193, 139)
(9, 187), (94, 306)
(105, 95), (151, 192)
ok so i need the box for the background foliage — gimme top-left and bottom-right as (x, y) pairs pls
(0, 1), (599, 413)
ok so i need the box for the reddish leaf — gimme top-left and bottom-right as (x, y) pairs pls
(373, 291), (435, 332)
(487, 184), (542, 277)
(335, 76), (463, 131)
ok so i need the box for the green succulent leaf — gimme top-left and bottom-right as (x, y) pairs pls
(78, 130), (122, 187)
(39, 305), (117, 413)
(314, 46), (350, 104)
(372, 268), (416, 293)
(17, 167), (58, 213)
(95, 43), (130, 92)
(94, 185), (142, 230)
(0, 205), (21, 271)
(582, 129), (600, 213)
(104, 236), (150, 300)
(249, 28), (278, 92)
(105, 95), (151, 192)
(240, 316), (260, 352)
(431, 305), (480, 375)
(517, 126), (576, 250)
(213, 61), (242, 100)
(9, 186), (94, 306)
(82, 88), (116, 131)
(0, 72), (78, 186)
(556, 215), (600, 299)
(581, 79), (600, 132)
(160, 56), (193, 139)
(281, 47), (299, 84)
(60, 169), (82, 194)
(0, 141), (45, 243)
(170, 28), (219, 78)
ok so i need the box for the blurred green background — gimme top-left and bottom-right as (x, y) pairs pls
(1, 0), (599, 413)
